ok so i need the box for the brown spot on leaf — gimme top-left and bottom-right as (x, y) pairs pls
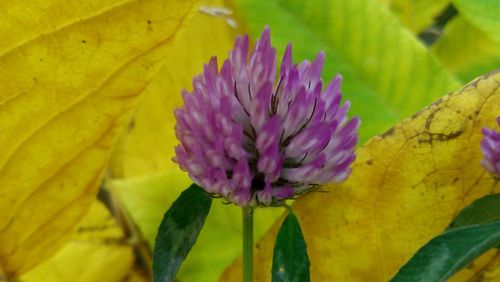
(411, 109), (423, 119)
(425, 107), (443, 130)
(433, 97), (444, 107)
(128, 118), (136, 131)
(147, 20), (153, 31)
(417, 128), (465, 145)
(381, 127), (394, 138)
(467, 262), (475, 269)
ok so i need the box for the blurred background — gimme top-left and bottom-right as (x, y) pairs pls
(16, 0), (500, 281)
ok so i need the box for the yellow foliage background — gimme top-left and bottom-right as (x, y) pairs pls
(0, 0), (499, 281)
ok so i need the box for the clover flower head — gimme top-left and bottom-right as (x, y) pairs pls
(481, 116), (500, 177)
(173, 27), (360, 207)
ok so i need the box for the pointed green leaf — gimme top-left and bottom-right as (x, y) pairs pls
(152, 184), (212, 282)
(452, 0), (500, 44)
(390, 221), (500, 282)
(272, 212), (310, 282)
(447, 193), (500, 230)
(232, 0), (460, 143)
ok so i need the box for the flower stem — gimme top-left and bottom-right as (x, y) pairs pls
(242, 206), (254, 282)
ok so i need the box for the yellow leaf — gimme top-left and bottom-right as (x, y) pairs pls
(480, 258), (500, 281)
(221, 71), (500, 281)
(0, 0), (201, 277)
(109, 0), (239, 178)
(19, 201), (139, 282)
(449, 249), (500, 282)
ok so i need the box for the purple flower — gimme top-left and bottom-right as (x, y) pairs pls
(481, 116), (500, 177)
(173, 28), (360, 207)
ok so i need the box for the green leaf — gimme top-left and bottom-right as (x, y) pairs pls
(390, 221), (500, 282)
(232, 0), (460, 143)
(452, 0), (500, 44)
(152, 184), (212, 282)
(432, 16), (500, 82)
(447, 193), (500, 230)
(272, 212), (310, 282)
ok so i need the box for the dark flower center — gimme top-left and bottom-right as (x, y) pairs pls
(251, 173), (266, 191)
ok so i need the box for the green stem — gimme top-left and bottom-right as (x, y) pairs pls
(242, 206), (254, 282)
